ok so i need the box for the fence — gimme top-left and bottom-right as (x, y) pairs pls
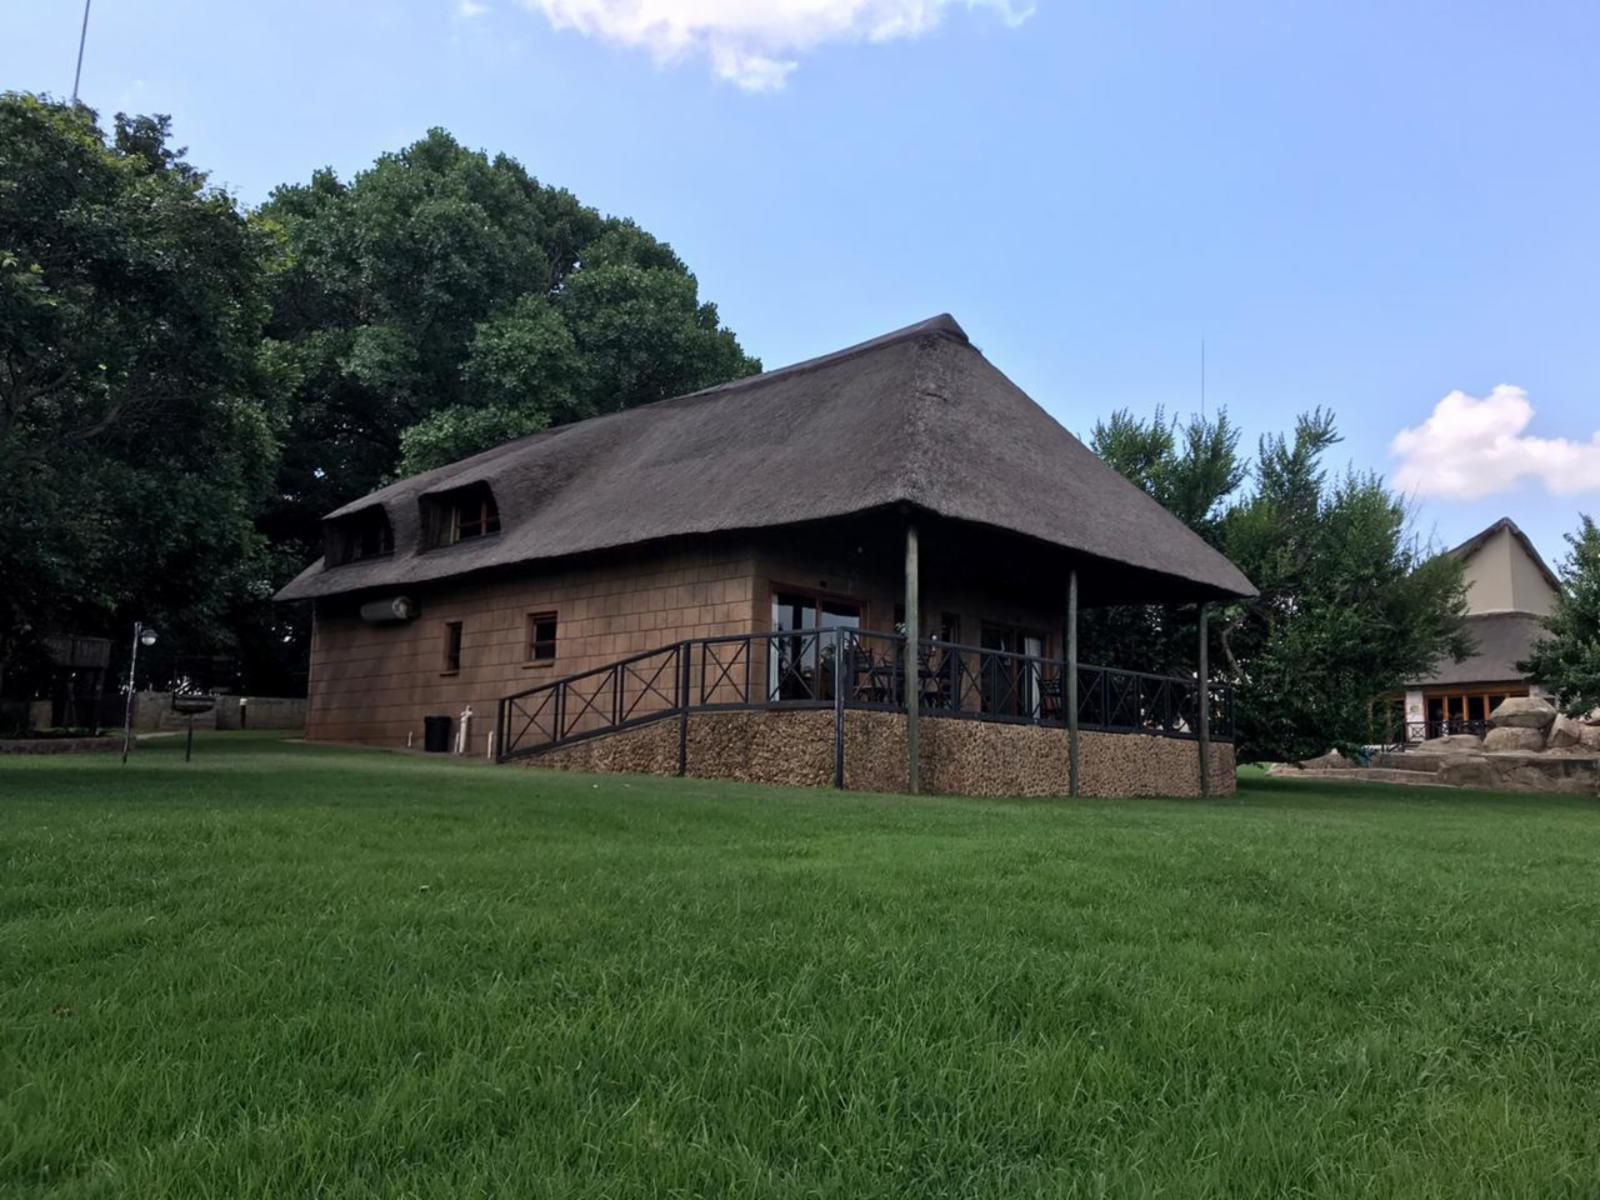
(499, 627), (1232, 762)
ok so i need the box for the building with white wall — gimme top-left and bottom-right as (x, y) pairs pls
(1397, 518), (1559, 742)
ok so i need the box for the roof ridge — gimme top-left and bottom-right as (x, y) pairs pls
(649, 312), (970, 409)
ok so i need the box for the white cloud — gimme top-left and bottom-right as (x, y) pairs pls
(516, 0), (1033, 90)
(457, 0), (490, 17)
(1390, 385), (1600, 500)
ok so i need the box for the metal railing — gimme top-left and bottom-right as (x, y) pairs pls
(497, 627), (1233, 761)
(1403, 718), (1488, 745)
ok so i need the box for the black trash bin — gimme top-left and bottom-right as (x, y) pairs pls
(423, 714), (452, 753)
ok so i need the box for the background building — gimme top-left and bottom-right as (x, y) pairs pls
(1398, 518), (1559, 741)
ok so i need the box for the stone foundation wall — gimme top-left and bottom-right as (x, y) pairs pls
(528, 709), (1235, 798)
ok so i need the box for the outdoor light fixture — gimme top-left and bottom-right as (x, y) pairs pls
(121, 621), (157, 764)
(359, 596), (417, 624)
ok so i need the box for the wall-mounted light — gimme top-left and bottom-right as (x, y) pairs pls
(359, 596), (417, 624)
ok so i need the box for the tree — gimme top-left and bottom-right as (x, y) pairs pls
(1519, 516), (1600, 717)
(1085, 406), (1471, 762)
(0, 95), (276, 691)
(1083, 407), (1245, 673)
(1218, 418), (1471, 762)
(256, 130), (759, 562)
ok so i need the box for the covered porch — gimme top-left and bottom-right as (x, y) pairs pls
(499, 509), (1235, 797)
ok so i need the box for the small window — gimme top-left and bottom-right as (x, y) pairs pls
(442, 621), (463, 674)
(325, 507), (393, 566)
(526, 612), (558, 664)
(422, 483), (502, 550)
(454, 493), (499, 542)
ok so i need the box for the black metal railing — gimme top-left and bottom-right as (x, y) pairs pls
(496, 627), (1234, 761)
(1402, 718), (1489, 744)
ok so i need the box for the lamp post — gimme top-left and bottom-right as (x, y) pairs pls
(121, 622), (157, 764)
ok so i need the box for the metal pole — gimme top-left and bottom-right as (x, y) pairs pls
(185, 713), (194, 763)
(120, 622), (140, 764)
(71, 0), (92, 104)
(1198, 603), (1211, 797)
(1067, 569), (1079, 797)
(904, 521), (920, 795)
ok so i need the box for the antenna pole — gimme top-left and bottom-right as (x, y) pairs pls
(71, 0), (92, 105)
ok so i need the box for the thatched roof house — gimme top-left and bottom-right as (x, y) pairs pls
(281, 314), (1253, 799)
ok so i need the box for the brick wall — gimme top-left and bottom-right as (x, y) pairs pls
(307, 542), (758, 750)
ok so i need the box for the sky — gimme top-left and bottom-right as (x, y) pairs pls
(6, 0), (1598, 570)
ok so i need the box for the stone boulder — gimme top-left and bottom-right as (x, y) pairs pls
(1489, 696), (1557, 731)
(1548, 714), (1583, 751)
(1298, 748), (1348, 771)
(1422, 733), (1483, 753)
(1580, 723), (1600, 753)
(1438, 752), (1600, 795)
(1435, 755), (1495, 789)
(1483, 725), (1546, 753)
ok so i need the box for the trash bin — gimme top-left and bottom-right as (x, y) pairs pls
(423, 714), (452, 753)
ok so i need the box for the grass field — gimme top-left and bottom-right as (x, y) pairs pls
(5, 733), (1600, 1198)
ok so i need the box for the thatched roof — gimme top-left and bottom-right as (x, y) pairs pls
(277, 315), (1256, 604)
(1408, 611), (1544, 687)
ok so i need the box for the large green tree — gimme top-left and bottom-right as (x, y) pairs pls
(256, 130), (760, 565)
(0, 95), (276, 692)
(1084, 407), (1247, 673)
(1519, 515), (1600, 717)
(1087, 406), (1471, 762)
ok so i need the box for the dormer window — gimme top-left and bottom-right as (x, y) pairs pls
(325, 506), (393, 566)
(422, 482), (501, 550)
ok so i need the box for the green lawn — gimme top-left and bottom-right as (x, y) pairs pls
(4, 734), (1600, 1198)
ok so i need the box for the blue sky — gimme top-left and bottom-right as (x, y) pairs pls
(7, 0), (1597, 569)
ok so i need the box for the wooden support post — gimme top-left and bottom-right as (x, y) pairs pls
(1198, 603), (1211, 797)
(833, 627), (846, 789)
(905, 521), (920, 795)
(677, 641), (691, 778)
(1067, 568), (1079, 797)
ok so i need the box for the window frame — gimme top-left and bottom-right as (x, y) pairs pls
(525, 611), (558, 668)
(326, 507), (394, 567)
(442, 620), (464, 675)
(422, 484), (502, 551)
(1422, 685), (1529, 736)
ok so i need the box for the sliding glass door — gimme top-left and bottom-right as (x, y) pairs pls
(980, 625), (1046, 718)
(770, 591), (861, 702)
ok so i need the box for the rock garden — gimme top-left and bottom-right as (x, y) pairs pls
(1272, 696), (1600, 794)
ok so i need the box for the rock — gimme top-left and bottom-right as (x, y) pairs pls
(1422, 733), (1483, 753)
(1580, 723), (1600, 753)
(1438, 751), (1600, 794)
(1436, 755), (1495, 789)
(1298, 748), (1348, 771)
(1548, 714), (1582, 750)
(1483, 725), (1547, 753)
(1489, 696), (1557, 731)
